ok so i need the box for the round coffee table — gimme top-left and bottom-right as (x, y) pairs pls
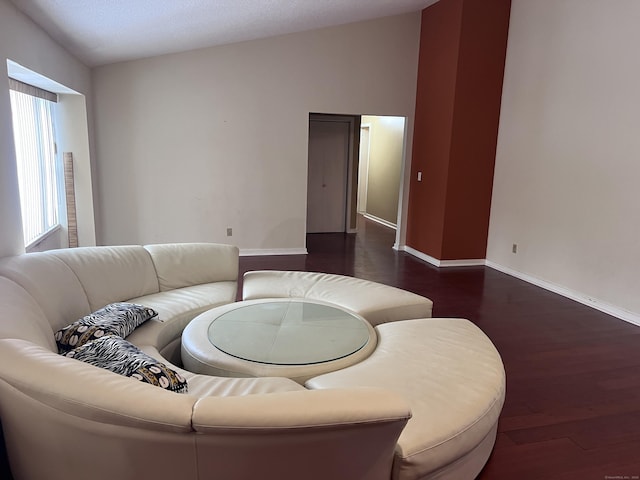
(181, 298), (377, 384)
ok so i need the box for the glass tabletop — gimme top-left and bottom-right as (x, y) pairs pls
(208, 300), (371, 365)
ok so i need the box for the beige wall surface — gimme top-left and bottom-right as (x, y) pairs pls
(361, 115), (405, 226)
(92, 14), (421, 251)
(487, 0), (640, 319)
(0, 0), (94, 257)
(57, 94), (96, 248)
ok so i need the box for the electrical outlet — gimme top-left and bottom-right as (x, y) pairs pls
(512, 244), (517, 254)
(226, 227), (233, 237)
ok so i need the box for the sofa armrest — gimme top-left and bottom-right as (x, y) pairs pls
(192, 387), (410, 429)
(192, 388), (411, 480)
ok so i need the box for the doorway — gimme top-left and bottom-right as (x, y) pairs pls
(356, 115), (405, 230)
(306, 113), (406, 240)
(306, 114), (357, 233)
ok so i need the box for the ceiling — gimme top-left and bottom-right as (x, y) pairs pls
(11, 0), (439, 67)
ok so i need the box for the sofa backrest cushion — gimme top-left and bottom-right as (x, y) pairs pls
(144, 243), (239, 292)
(50, 246), (160, 311)
(242, 270), (434, 326)
(0, 278), (56, 351)
(0, 252), (92, 332)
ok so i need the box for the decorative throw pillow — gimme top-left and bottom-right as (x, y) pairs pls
(55, 302), (158, 353)
(64, 336), (188, 393)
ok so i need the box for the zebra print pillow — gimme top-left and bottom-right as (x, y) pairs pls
(65, 336), (188, 393)
(55, 302), (158, 353)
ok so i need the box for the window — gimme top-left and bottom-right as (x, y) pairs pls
(9, 78), (61, 247)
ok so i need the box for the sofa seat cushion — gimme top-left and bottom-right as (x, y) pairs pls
(306, 318), (506, 480)
(176, 372), (303, 397)
(137, 345), (305, 397)
(126, 282), (238, 353)
(242, 270), (433, 326)
(65, 336), (188, 393)
(55, 303), (158, 353)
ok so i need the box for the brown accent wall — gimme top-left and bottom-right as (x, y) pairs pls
(407, 0), (511, 260)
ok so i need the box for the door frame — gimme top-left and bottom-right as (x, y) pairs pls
(307, 113), (359, 234)
(357, 123), (371, 214)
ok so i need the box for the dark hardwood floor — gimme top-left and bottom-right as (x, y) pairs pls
(240, 216), (640, 480)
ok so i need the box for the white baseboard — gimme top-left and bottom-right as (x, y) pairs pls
(401, 247), (640, 327)
(485, 260), (640, 328)
(401, 246), (485, 268)
(242, 244), (640, 328)
(363, 213), (397, 230)
(239, 248), (308, 256)
(439, 258), (486, 267)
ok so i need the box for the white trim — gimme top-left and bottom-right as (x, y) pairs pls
(395, 117), (411, 258)
(485, 260), (640, 328)
(7, 60), (78, 95)
(402, 246), (444, 267)
(401, 245), (484, 267)
(363, 213), (396, 230)
(239, 248), (308, 256)
(345, 117), (356, 233)
(357, 123), (371, 214)
(439, 258), (486, 267)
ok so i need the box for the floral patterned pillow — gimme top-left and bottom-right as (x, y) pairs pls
(64, 335), (188, 393)
(55, 302), (157, 353)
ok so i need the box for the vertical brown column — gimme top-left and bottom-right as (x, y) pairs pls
(407, 0), (511, 261)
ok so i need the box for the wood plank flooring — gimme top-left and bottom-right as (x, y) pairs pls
(240, 217), (640, 480)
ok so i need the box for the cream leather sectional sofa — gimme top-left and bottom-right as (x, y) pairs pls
(0, 243), (505, 480)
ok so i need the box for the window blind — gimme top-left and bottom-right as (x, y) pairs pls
(9, 86), (60, 246)
(8, 78), (57, 102)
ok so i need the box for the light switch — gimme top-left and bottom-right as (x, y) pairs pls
(417, 171), (422, 182)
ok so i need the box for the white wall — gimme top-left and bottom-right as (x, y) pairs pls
(487, 0), (640, 322)
(57, 94), (96, 247)
(0, 0), (94, 257)
(92, 14), (421, 252)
